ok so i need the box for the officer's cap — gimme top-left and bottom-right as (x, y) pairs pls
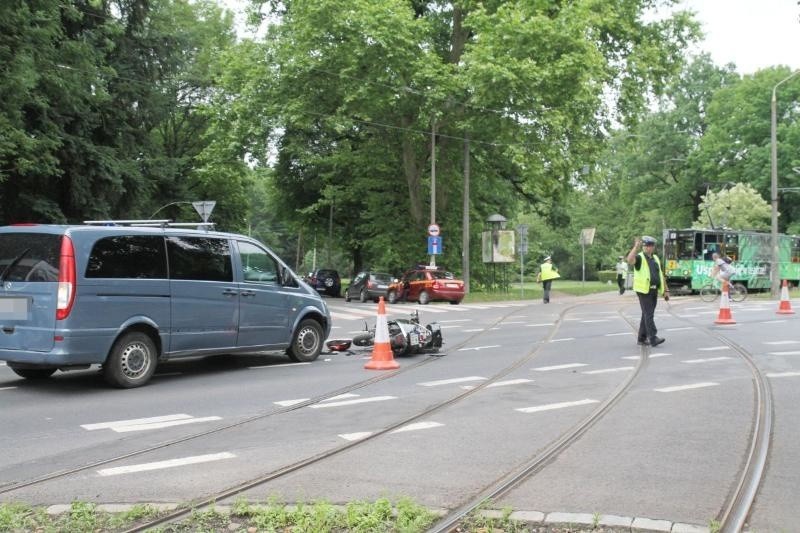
(642, 236), (657, 245)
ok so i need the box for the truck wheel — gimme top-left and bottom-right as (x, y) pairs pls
(418, 291), (430, 305)
(387, 290), (398, 304)
(359, 289), (368, 303)
(103, 331), (157, 388)
(287, 319), (323, 362)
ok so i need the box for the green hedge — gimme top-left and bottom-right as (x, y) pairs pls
(597, 270), (617, 283)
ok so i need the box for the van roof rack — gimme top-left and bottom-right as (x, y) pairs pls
(82, 220), (216, 230)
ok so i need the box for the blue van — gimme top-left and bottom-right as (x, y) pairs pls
(0, 222), (331, 388)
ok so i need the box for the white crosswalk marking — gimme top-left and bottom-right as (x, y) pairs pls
(767, 371), (800, 378)
(655, 382), (719, 393)
(516, 399), (599, 413)
(98, 452), (235, 476)
(82, 414), (221, 433)
(682, 357), (732, 364)
(309, 396), (396, 408)
(418, 376), (486, 387)
(582, 367), (634, 374)
(533, 363), (587, 371)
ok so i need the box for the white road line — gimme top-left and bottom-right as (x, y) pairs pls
(458, 345), (501, 351)
(274, 399), (307, 407)
(391, 421), (443, 433)
(621, 355), (641, 360)
(676, 314), (700, 318)
(82, 414), (193, 431)
(526, 323), (554, 327)
(698, 346), (730, 351)
(550, 337), (575, 343)
(767, 351), (800, 356)
(502, 321), (528, 325)
(339, 432), (373, 441)
(516, 398), (599, 414)
(463, 328), (485, 332)
(248, 362), (311, 369)
(0, 386), (17, 391)
(329, 311), (367, 320)
(605, 332), (633, 337)
(760, 319), (788, 324)
(764, 340), (800, 345)
(309, 396), (396, 408)
(419, 376), (487, 387)
(582, 367), (634, 374)
(682, 357), (732, 364)
(655, 382), (719, 393)
(439, 319), (472, 323)
(684, 307), (707, 311)
(487, 378), (533, 388)
(112, 416), (223, 433)
(665, 326), (694, 332)
(649, 352), (671, 358)
(767, 372), (800, 378)
(98, 452), (235, 477)
(532, 363), (588, 372)
(581, 319), (610, 323)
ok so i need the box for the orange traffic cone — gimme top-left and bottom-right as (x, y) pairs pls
(364, 297), (399, 370)
(777, 280), (795, 315)
(715, 280), (736, 325)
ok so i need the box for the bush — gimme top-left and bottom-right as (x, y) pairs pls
(597, 270), (617, 284)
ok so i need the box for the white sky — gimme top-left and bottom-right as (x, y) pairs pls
(675, 0), (800, 74)
(224, 1), (800, 74)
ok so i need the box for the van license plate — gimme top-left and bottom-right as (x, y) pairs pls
(0, 297), (29, 320)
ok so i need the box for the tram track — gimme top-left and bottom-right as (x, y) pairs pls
(426, 298), (772, 533)
(0, 301), (561, 497)
(115, 299), (610, 532)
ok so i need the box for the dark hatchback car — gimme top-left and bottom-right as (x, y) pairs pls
(345, 271), (393, 303)
(306, 269), (341, 297)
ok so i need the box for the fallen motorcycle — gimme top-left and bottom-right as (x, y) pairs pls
(350, 310), (443, 356)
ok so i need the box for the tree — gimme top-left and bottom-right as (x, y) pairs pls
(258, 0), (700, 276)
(692, 183), (771, 230)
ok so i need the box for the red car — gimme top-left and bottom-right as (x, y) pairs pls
(387, 267), (464, 305)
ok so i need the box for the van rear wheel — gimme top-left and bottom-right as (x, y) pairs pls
(9, 366), (56, 380)
(104, 332), (157, 388)
(287, 319), (324, 362)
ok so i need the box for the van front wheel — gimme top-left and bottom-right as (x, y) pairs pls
(287, 319), (324, 362)
(104, 332), (157, 388)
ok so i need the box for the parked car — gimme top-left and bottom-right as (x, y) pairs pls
(0, 221), (331, 388)
(305, 269), (341, 297)
(345, 271), (393, 303)
(387, 266), (465, 305)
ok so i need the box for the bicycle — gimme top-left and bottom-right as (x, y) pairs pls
(699, 280), (748, 303)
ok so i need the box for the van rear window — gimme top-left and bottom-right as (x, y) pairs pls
(0, 233), (60, 282)
(86, 236), (168, 279)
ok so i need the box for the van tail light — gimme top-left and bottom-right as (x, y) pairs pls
(56, 236), (76, 320)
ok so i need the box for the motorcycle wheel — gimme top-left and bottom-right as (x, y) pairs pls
(352, 332), (374, 347)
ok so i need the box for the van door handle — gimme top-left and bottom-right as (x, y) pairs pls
(2, 326), (14, 334)
(240, 290), (256, 297)
(222, 289), (239, 296)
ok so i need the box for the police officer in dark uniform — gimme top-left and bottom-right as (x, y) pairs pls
(627, 236), (669, 346)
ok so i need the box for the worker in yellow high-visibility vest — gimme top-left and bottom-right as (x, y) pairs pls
(627, 236), (670, 346)
(536, 256), (560, 304)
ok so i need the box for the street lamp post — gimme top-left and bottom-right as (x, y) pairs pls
(770, 70), (799, 297)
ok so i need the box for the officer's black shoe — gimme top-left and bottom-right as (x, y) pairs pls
(650, 336), (665, 347)
(637, 339), (649, 346)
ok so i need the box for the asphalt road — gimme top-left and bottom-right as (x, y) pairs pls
(0, 291), (797, 531)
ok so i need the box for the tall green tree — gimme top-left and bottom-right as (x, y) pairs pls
(259, 0), (700, 276)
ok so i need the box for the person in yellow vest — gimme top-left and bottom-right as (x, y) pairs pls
(627, 236), (669, 346)
(536, 256), (560, 304)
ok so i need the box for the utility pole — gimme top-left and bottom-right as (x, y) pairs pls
(462, 135), (470, 292)
(430, 119), (436, 268)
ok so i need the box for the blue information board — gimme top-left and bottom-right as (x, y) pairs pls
(427, 236), (442, 255)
